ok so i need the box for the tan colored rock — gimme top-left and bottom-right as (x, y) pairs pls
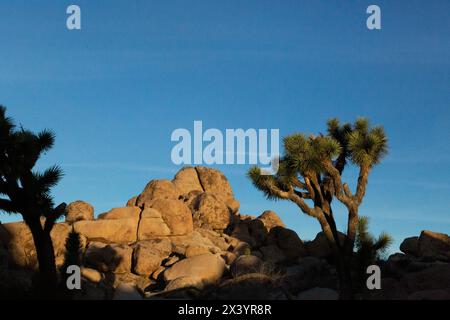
(170, 231), (219, 256)
(81, 267), (103, 283)
(152, 266), (166, 281)
(147, 199), (193, 236)
(224, 198), (240, 214)
(195, 166), (234, 198)
(126, 196), (138, 207)
(164, 254), (226, 286)
(165, 276), (204, 291)
(98, 206), (141, 221)
(84, 242), (132, 273)
(418, 230), (450, 261)
(132, 239), (172, 276)
(137, 208), (171, 239)
(1, 222), (36, 269)
(257, 210), (285, 230)
(136, 180), (180, 207)
(109, 272), (153, 294)
(195, 229), (230, 251)
(0, 221), (81, 270)
(192, 193), (231, 231)
(164, 255), (180, 267)
(66, 201), (94, 223)
(185, 245), (212, 258)
(74, 218), (138, 243)
(172, 167), (204, 195)
(51, 223), (87, 266)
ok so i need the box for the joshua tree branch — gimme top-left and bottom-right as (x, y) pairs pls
(321, 159), (352, 207)
(355, 165), (370, 205)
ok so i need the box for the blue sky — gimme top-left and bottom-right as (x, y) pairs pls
(0, 1), (449, 253)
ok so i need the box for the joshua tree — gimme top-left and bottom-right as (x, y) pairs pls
(0, 106), (66, 294)
(248, 118), (388, 299)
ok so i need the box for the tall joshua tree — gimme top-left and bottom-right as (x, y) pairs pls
(0, 106), (66, 293)
(248, 118), (388, 299)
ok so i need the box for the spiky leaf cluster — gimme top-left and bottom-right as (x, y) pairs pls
(248, 117), (388, 202)
(0, 105), (64, 222)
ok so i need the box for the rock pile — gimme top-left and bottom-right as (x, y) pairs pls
(0, 166), (449, 300)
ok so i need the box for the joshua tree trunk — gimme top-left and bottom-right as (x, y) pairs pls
(26, 217), (58, 295)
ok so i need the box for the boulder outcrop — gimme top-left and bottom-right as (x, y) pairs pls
(1, 166), (449, 301)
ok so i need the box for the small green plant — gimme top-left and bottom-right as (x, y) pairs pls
(354, 216), (392, 291)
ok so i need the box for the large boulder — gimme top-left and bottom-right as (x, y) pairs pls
(231, 218), (267, 248)
(0, 221), (79, 269)
(195, 166), (239, 214)
(164, 254), (226, 286)
(259, 245), (286, 263)
(266, 227), (307, 260)
(146, 199), (193, 236)
(136, 180), (180, 207)
(98, 207), (141, 221)
(282, 257), (336, 293)
(74, 218), (138, 244)
(132, 239), (172, 276)
(81, 267), (103, 283)
(400, 237), (420, 257)
(417, 230), (450, 262)
(172, 167), (204, 195)
(84, 242), (132, 273)
(305, 231), (346, 259)
(230, 255), (264, 277)
(65, 201), (94, 223)
(211, 273), (284, 300)
(137, 208), (171, 239)
(191, 193), (232, 231)
(169, 231), (220, 256)
(165, 276), (204, 291)
(195, 166), (233, 198)
(257, 210), (285, 230)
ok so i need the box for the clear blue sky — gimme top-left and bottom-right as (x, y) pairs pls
(0, 1), (449, 253)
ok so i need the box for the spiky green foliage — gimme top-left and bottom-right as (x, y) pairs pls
(355, 216), (393, 261)
(0, 105), (65, 224)
(354, 216), (393, 290)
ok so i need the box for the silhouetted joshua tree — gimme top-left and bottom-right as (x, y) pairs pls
(0, 106), (66, 294)
(248, 118), (388, 299)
